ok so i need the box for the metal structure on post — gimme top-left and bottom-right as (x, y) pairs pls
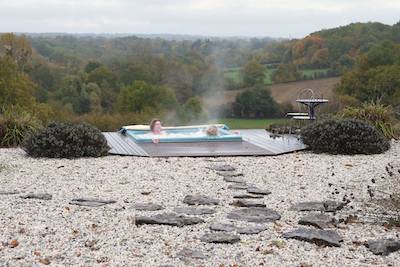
(287, 88), (329, 121)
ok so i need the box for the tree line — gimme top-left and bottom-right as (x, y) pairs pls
(1, 21), (399, 129)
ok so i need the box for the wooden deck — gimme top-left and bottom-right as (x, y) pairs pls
(103, 129), (306, 157)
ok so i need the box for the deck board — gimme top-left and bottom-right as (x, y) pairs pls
(241, 129), (305, 154)
(103, 132), (148, 156)
(103, 130), (306, 157)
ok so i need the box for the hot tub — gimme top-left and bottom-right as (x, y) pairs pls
(121, 124), (243, 143)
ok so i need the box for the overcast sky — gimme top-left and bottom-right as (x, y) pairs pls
(0, 0), (399, 38)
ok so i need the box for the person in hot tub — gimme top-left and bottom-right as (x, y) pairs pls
(149, 118), (163, 143)
(206, 125), (219, 136)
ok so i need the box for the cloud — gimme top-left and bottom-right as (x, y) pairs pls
(0, 0), (399, 37)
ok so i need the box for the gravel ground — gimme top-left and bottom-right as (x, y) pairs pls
(0, 142), (399, 267)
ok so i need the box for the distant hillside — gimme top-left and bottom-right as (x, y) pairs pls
(261, 21), (400, 73)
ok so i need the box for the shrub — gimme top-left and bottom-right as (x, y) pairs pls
(23, 122), (110, 158)
(233, 87), (279, 118)
(301, 119), (390, 154)
(180, 97), (207, 124)
(340, 102), (399, 139)
(0, 107), (41, 147)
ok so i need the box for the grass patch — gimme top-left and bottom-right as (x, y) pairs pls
(210, 118), (289, 129)
(224, 67), (329, 86)
(386, 216), (400, 228)
(302, 68), (329, 78)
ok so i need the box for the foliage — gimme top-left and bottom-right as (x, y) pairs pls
(0, 33), (32, 71)
(340, 102), (399, 139)
(181, 97), (207, 124)
(261, 22), (400, 75)
(1, 22), (399, 127)
(0, 57), (36, 109)
(241, 59), (266, 86)
(0, 106), (42, 147)
(386, 217), (400, 228)
(301, 119), (390, 155)
(336, 42), (400, 107)
(23, 122), (109, 158)
(233, 87), (279, 118)
(272, 64), (302, 83)
(117, 80), (177, 113)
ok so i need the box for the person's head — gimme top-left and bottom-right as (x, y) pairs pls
(206, 125), (218, 136)
(150, 118), (162, 134)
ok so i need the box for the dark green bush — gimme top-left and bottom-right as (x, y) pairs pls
(23, 122), (110, 158)
(301, 119), (390, 154)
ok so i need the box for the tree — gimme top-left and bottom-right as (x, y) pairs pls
(337, 42), (400, 107)
(0, 33), (32, 71)
(87, 65), (118, 90)
(241, 60), (265, 86)
(117, 81), (177, 113)
(233, 87), (278, 118)
(181, 97), (206, 123)
(0, 57), (35, 109)
(311, 48), (329, 67)
(84, 61), (102, 73)
(57, 74), (91, 114)
(272, 64), (301, 83)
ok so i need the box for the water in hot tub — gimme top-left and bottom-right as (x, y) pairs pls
(139, 129), (215, 139)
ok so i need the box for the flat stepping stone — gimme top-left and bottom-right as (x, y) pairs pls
(290, 201), (346, 212)
(246, 187), (271, 195)
(200, 232), (240, 244)
(227, 184), (248, 190)
(227, 207), (281, 223)
(183, 195), (219, 205)
(209, 222), (267, 235)
(216, 171), (244, 177)
(21, 193), (52, 200)
(231, 199), (266, 208)
(208, 164), (236, 172)
(233, 193), (264, 199)
(135, 213), (204, 227)
(236, 225), (267, 235)
(283, 228), (343, 247)
(299, 214), (337, 229)
(69, 198), (116, 207)
(209, 222), (236, 232)
(223, 176), (246, 183)
(174, 207), (215, 215)
(0, 190), (20, 195)
(133, 203), (164, 211)
(366, 239), (400, 256)
(176, 248), (206, 260)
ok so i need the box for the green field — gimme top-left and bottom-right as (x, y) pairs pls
(210, 118), (288, 129)
(224, 67), (329, 85)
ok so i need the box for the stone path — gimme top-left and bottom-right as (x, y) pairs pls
(2, 161), (399, 266)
